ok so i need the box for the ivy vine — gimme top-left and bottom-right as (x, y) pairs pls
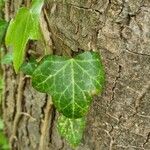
(5, 0), (105, 147)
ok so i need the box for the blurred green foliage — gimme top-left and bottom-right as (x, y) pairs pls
(0, 74), (9, 149)
(1, 52), (13, 65)
(0, 1), (10, 149)
(0, 0), (5, 18)
(0, 19), (8, 45)
(0, 119), (9, 150)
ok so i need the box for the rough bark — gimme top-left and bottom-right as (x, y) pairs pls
(2, 0), (150, 150)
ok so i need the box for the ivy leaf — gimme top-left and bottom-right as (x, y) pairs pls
(5, 0), (44, 73)
(0, 19), (8, 45)
(57, 115), (85, 147)
(32, 51), (105, 118)
(21, 57), (38, 76)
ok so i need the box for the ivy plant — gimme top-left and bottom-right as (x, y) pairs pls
(22, 51), (105, 146)
(5, 0), (105, 147)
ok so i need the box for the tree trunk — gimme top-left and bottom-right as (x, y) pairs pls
(3, 0), (150, 150)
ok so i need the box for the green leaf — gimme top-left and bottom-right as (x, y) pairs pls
(21, 57), (38, 75)
(57, 115), (85, 147)
(5, 0), (44, 73)
(0, 19), (8, 45)
(1, 52), (13, 65)
(32, 51), (105, 118)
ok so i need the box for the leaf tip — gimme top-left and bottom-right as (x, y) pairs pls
(13, 60), (20, 73)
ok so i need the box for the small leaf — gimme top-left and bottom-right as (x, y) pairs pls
(21, 57), (38, 75)
(1, 52), (13, 65)
(0, 19), (8, 45)
(5, 0), (44, 73)
(57, 115), (85, 147)
(32, 51), (105, 118)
